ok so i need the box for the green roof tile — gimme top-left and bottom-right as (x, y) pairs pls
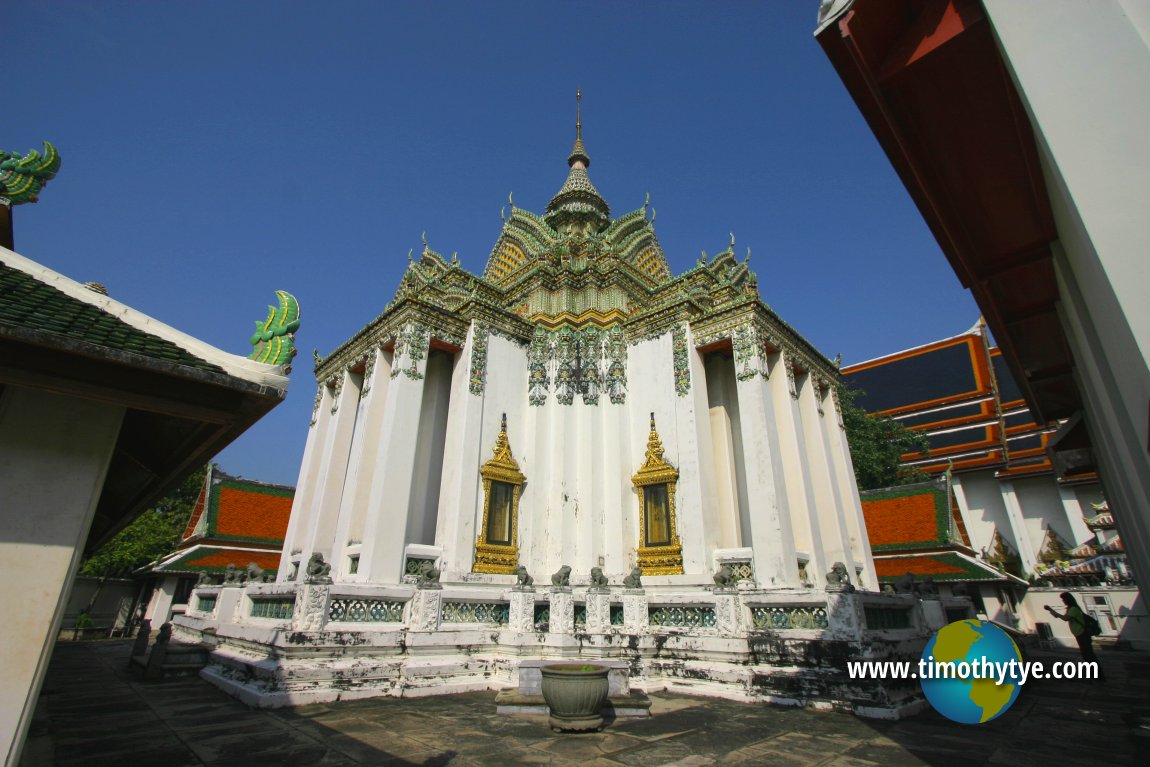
(0, 262), (225, 374)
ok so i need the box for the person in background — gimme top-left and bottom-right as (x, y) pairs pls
(1045, 591), (1104, 679)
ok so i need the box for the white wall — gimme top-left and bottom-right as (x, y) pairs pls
(0, 387), (125, 767)
(984, 0), (1150, 604)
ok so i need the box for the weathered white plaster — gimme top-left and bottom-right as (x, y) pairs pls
(0, 388), (124, 767)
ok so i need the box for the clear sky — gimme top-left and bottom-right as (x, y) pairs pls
(7, 1), (978, 486)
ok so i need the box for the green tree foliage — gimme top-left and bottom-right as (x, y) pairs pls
(79, 465), (208, 578)
(838, 386), (931, 491)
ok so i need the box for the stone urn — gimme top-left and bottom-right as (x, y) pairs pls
(540, 663), (611, 732)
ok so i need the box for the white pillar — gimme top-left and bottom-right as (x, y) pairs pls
(299, 369), (361, 568)
(332, 347), (390, 581)
(999, 479), (1040, 574)
(734, 357), (799, 587)
(821, 386), (877, 588)
(360, 325), (431, 583)
(435, 325), (486, 578)
(144, 576), (179, 624)
(0, 388), (124, 767)
(278, 382), (332, 579)
(1057, 485), (1094, 545)
(796, 373), (853, 574)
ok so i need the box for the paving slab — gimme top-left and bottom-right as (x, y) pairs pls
(18, 640), (1150, 766)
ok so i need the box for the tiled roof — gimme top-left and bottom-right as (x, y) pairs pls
(861, 483), (951, 551)
(0, 260), (224, 373)
(154, 545), (281, 574)
(212, 484), (293, 542)
(191, 471), (293, 546)
(874, 552), (1006, 582)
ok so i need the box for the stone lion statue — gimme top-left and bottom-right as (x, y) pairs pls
(223, 563), (241, 584)
(825, 561), (855, 592)
(622, 566), (643, 589)
(246, 562), (267, 583)
(515, 565), (534, 587)
(551, 565), (571, 587)
(589, 566), (609, 589)
(713, 564), (734, 588)
(305, 552), (332, 582)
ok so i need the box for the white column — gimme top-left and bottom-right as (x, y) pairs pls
(331, 347), (390, 581)
(278, 382), (332, 579)
(773, 354), (825, 587)
(0, 388), (124, 767)
(1057, 485), (1094, 545)
(299, 369), (361, 568)
(144, 576), (179, 624)
(796, 374), (852, 570)
(435, 330), (486, 578)
(999, 479), (1040, 574)
(734, 359), (799, 587)
(360, 327), (431, 583)
(821, 387), (877, 588)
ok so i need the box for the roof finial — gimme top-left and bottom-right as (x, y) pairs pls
(576, 88), (582, 141)
(568, 88), (590, 169)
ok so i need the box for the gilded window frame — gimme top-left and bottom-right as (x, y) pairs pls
(631, 414), (683, 574)
(473, 416), (525, 574)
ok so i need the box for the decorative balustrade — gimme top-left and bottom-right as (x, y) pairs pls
(195, 595), (218, 614)
(440, 601), (510, 625)
(864, 605), (912, 630)
(750, 605), (828, 630)
(249, 597), (295, 620)
(574, 604), (587, 629)
(648, 605), (717, 628)
(610, 605), (625, 626)
(328, 598), (405, 623)
(533, 604), (550, 630)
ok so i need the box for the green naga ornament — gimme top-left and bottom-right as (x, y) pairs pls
(248, 290), (300, 371)
(0, 141), (61, 204)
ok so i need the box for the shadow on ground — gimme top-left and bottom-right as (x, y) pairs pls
(21, 641), (1148, 766)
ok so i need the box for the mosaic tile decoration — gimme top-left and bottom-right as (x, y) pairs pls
(724, 561), (754, 582)
(648, 605), (716, 628)
(328, 598), (405, 623)
(441, 601), (510, 625)
(750, 605), (829, 630)
(249, 597), (295, 620)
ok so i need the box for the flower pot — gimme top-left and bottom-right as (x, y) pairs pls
(540, 663), (611, 732)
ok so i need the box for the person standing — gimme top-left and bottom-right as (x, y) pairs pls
(1045, 591), (1103, 678)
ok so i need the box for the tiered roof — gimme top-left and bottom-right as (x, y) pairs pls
(152, 466), (293, 576)
(842, 323), (1075, 478)
(861, 479), (1016, 584)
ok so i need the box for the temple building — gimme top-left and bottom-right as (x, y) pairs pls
(844, 325), (1146, 649)
(140, 467), (294, 627)
(177, 103), (963, 716)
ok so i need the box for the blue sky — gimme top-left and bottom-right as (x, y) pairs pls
(7, 1), (977, 486)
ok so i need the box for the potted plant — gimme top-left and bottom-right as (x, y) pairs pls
(540, 663), (611, 732)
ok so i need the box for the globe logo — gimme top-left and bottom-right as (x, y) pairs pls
(920, 619), (1023, 724)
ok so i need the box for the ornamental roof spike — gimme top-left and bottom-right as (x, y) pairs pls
(569, 88), (590, 169)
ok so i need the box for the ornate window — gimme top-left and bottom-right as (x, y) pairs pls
(473, 414), (525, 573)
(631, 413), (683, 574)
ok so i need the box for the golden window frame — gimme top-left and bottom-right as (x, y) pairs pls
(631, 413), (683, 575)
(473, 414), (525, 574)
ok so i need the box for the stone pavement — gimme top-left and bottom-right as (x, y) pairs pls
(20, 640), (1149, 766)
